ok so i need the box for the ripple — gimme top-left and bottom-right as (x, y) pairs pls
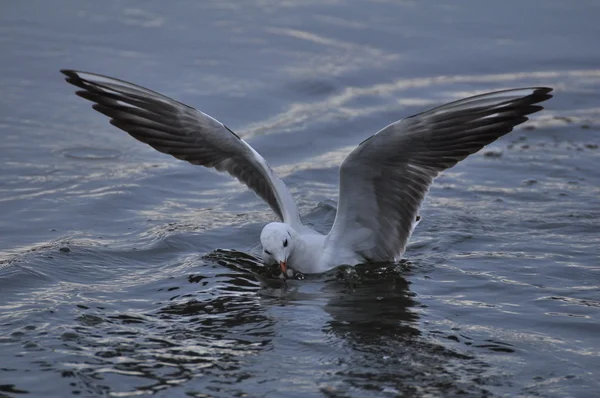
(120, 8), (165, 28)
(61, 147), (121, 161)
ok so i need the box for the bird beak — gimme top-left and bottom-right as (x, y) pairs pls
(279, 261), (287, 274)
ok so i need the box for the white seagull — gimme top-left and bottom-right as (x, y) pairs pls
(61, 70), (552, 275)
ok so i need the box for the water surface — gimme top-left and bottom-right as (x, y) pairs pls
(1, 1), (600, 397)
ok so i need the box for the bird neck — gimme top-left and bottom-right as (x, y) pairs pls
(287, 227), (305, 262)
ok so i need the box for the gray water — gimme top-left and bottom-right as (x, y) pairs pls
(1, 1), (600, 397)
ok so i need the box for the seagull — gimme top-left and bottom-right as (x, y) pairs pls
(61, 70), (552, 275)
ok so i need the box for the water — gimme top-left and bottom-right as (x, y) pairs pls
(1, 1), (600, 397)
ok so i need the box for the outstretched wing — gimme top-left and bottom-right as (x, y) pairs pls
(325, 87), (553, 262)
(61, 70), (301, 226)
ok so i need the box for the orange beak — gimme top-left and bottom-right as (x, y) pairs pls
(279, 261), (287, 274)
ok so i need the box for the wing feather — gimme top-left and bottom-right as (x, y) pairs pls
(61, 70), (301, 226)
(325, 87), (553, 262)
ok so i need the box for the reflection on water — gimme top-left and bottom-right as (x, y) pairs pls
(325, 263), (420, 339)
(0, 245), (499, 397)
(321, 264), (493, 397)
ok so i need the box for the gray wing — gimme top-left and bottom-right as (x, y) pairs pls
(61, 70), (301, 226)
(325, 87), (553, 262)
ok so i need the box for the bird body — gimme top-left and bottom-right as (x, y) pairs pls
(62, 70), (552, 274)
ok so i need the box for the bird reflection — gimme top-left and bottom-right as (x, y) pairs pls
(319, 264), (494, 396)
(323, 262), (420, 342)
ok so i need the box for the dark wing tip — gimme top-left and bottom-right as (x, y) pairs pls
(529, 87), (553, 104)
(60, 69), (82, 83)
(61, 69), (93, 92)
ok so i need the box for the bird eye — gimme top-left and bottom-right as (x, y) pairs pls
(264, 249), (271, 255)
(283, 239), (288, 247)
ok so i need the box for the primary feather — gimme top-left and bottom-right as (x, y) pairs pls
(61, 70), (301, 227)
(324, 87), (552, 264)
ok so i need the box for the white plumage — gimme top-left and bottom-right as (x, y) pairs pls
(62, 70), (552, 274)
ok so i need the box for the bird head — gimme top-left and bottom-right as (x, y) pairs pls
(260, 222), (294, 274)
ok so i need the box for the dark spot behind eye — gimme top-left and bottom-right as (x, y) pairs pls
(283, 239), (288, 247)
(264, 249), (271, 255)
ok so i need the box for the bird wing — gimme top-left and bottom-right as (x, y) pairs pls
(61, 70), (301, 226)
(324, 87), (553, 262)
